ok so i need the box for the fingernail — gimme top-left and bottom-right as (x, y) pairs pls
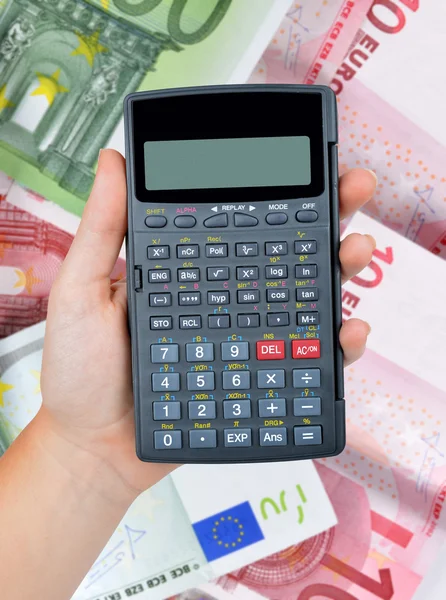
(366, 169), (378, 183)
(364, 234), (377, 250)
(366, 323), (372, 335)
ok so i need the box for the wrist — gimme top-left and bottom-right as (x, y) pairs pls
(32, 407), (139, 512)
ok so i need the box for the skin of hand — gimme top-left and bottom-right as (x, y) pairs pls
(0, 149), (376, 600)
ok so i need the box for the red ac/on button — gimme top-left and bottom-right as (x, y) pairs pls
(292, 340), (320, 359)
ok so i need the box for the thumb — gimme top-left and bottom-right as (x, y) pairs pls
(61, 149), (127, 286)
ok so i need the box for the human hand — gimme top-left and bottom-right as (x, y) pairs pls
(37, 150), (376, 507)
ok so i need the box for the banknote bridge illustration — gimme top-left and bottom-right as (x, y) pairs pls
(0, 0), (230, 199)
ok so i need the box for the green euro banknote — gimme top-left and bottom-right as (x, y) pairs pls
(0, 320), (336, 600)
(0, 0), (289, 216)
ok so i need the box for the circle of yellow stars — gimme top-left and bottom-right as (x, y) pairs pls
(213, 516), (244, 548)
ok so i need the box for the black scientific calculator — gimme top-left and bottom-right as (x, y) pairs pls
(124, 84), (345, 463)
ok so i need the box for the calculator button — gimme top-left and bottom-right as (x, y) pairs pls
(224, 428), (252, 447)
(204, 213), (228, 228)
(234, 213), (258, 227)
(258, 398), (286, 417)
(298, 312), (319, 325)
(236, 266), (259, 280)
(186, 343), (214, 362)
(256, 340), (285, 360)
(294, 397), (321, 416)
(296, 288), (319, 301)
(238, 289), (260, 303)
(223, 400), (251, 419)
(188, 401), (216, 419)
(222, 370), (251, 390)
(206, 243), (228, 258)
(267, 312), (289, 327)
(266, 212), (288, 225)
(149, 269), (171, 283)
(145, 215), (166, 228)
(292, 339), (321, 359)
(177, 244), (199, 258)
(265, 242), (288, 255)
(189, 429), (217, 448)
(179, 292), (201, 306)
(208, 291), (230, 305)
(150, 316), (172, 330)
(266, 289), (289, 302)
(150, 344), (179, 363)
(266, 265), (288, 279)
(259, 427), (287, 446)
(296, 210), (318, 223)
(208, 314), (230, 328)
(149, 293), (172, 307)
(238, 314), (260, 328)
(295, 240), (317, 254)
(152, 372), (180, 392)
(207, 266), (229, 281)
(154, 430), (182, 450)
(178, 268), (200, 282)
(147, 245), (169, 259)
(180, 315), (202, 329)
(257, 369), (285, 388)
(236, 243), (258, 257)
(153, 401), (181, 420)
(174, 215), (196, 228)
(294, 426), (322, 445)
(295, 265), (317, 278)
(187, 371), (215, 391)
(293, 369), (320, 388)
(221, 341), (249, 361)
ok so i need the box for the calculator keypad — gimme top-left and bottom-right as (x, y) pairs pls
(140, 225), (333, 459)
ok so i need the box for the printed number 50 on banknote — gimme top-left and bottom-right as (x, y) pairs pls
(0, 0), (289, 215)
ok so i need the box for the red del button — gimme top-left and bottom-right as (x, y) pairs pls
(292, 339), (321, 359)
(257, 340), (285, 360)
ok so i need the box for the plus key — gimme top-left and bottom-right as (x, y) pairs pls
(256, 340), (285, 360)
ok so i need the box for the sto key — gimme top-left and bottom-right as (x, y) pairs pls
(256, 340), (285, 360)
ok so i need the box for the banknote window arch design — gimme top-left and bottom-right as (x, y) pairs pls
(0, 0), (180, 198)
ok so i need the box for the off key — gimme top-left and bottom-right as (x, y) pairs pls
(256, 340), (285, 360)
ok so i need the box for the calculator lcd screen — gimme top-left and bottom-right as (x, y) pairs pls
(144, 136), (311, 191)
(130, 89), (326, 202)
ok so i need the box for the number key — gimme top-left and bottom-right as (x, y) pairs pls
(187, 371), (215, 391)
(188, 401), (216, 419)
(223, 400), (251, 419)
(222, 370), (250, 390)
(153, 401), (181, 420)
(186, 343), (214, 362)
(221, 341), (249, 361)
(151, 344), (179, 363)
(154, 430), (182, 450)
(152, 373), (180, 392)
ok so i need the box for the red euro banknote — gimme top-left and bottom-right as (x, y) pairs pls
(214, 349), (446, 599)
(249, 0), (374, 87)
(330, 2), (446, 258)
(0, 183), (125, 338)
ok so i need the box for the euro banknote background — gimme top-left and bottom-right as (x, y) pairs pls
(1, 1), (446, 599)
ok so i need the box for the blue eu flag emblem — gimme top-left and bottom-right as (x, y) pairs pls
(192, 501), (264, 562)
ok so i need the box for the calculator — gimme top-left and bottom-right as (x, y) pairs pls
(124, 84), (345, 463)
